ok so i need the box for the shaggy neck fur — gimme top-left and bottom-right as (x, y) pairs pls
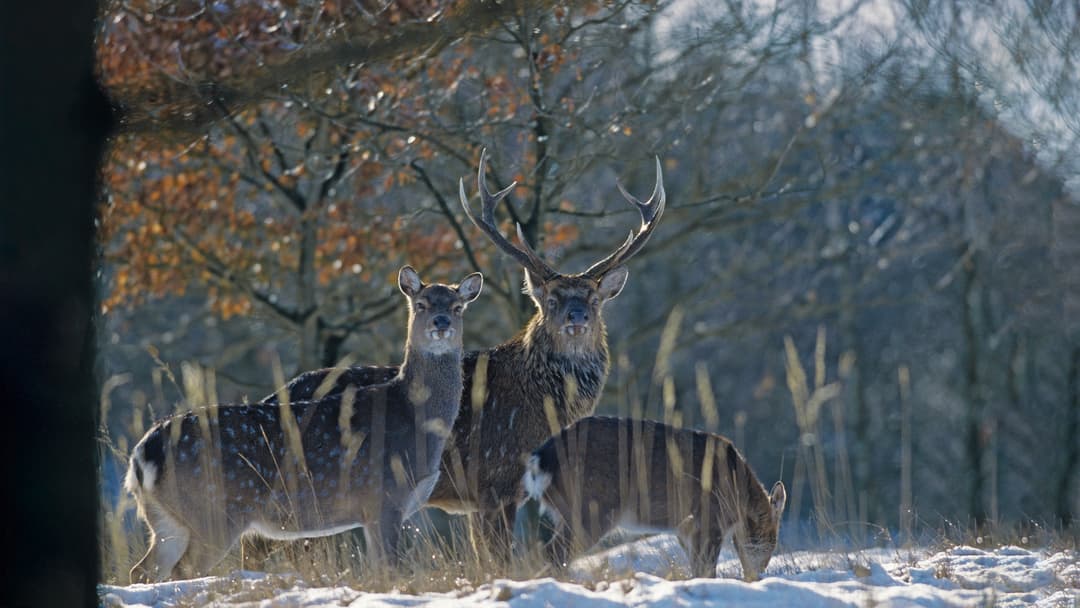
(518, 312), (610, 421)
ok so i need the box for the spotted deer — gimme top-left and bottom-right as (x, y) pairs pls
(522, 416), (786, 581)
(263, 150), (666, 555)
(125, 267), (482, 582)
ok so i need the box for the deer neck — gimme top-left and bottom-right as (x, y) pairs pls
(519, 314), (610, 418)
(398, 346), (463, 420)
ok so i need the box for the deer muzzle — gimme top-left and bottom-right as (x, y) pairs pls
(562, 302), (590, 336)
(428, 327), (456, 340)
(562, 324), (589, 337)
(428, 315), (456, 340)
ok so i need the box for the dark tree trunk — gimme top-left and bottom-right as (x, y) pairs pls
(1058, 347), (1080, 528)
(962, 255), (988, 527)
(321, 330), (347, 369)
(0, 1), (112, 604)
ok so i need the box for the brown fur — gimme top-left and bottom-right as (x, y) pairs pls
(260, 273), (618, 553)
(262, 153), (664, 554)
(426, 276), (613, 515)
(522, 416), (786, 580)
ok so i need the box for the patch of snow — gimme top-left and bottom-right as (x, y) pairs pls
(911, 545), (1057, 595)
(99, 543), (1079, 608)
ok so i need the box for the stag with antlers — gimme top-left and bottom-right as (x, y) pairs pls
(263, 150), (665, 555)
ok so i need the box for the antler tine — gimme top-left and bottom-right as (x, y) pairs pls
(514, 222), (556, 278)
(476, 147), (516, 219)
(584, 156), (666, 279)
(460, 148), (558, 281)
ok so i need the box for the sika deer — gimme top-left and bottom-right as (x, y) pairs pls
(263, 151), (666, 556)
(522, 416), (786, 581)
(125, 267), (482, 582)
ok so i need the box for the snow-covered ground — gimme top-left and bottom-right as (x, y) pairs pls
(101, 536), (1078, 607)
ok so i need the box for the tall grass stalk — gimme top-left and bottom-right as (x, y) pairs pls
(100, 329), (1075, 590)
(899, 365), (913, 548)
(784, 330), (841, 542)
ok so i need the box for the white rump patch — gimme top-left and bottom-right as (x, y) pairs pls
(125, 442), (159, 494)
(523, 454), (552, 501)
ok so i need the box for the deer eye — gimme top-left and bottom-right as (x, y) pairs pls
(546, 297), (558, 310)
(452, 304), (464, 314)
(414, 301), (427, 312)
(590, 296), (600, 307)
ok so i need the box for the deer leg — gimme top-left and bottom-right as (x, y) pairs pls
(364, 508), (404, 569)
(540, 507), (600, 573)
(477, 501), (517, 562)
(130, 528), (189, 584)
(130, 503), (191, 583)
(691, 535), (725, 579)
(170, 535), (233, 580)
(544, 530), (574, 573)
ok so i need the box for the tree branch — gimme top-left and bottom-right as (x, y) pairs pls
(113, 0), (569, 135)
(410, 160), (513, 302)
(222, 106), (308, 212)
(164, 224), (303, 326)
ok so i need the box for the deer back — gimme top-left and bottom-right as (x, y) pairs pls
(129, 394), (429, 535)
(524, 417), (783, 559)
(263, 366), (398, 404)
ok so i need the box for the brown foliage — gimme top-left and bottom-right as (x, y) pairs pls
(97, 0), (612, 370)
(97, 0), (447, 101)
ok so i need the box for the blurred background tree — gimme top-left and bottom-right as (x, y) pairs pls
(96, 0), (1079, 576)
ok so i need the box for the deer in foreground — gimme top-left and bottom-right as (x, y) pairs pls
(125, 267), (483, 582)
(521, 416), (786, 581)
(263, 150), (666, 555)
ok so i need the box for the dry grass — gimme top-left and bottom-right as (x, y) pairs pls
(98, 329), (1077, 590)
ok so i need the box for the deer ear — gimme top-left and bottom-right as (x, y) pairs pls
(398, 265), (423, 297)
(458, 273), (484, 302)
(770, 481), (787, 521)
(598, 266), (629, 301)
(523, 269), (545, 302)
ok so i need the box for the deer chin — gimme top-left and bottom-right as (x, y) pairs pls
(552, 324), (597, 356)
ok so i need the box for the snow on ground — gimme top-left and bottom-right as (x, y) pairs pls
(100, 538), (1078, 607)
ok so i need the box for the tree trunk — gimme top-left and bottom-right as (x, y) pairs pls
(1050, 144), (1080, 529)
(294, 119), (326, 372)
(1057, 347), (1079, 528)
(296, 213), (318, 371)
(2, 0), (111, 602)
(840, 251), (869, 540)
(962, 254), (988, 527)
(321, 329), (346, 369)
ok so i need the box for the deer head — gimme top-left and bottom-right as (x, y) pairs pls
(398, 265), (483, 356)
(459, 150), (665, 355)
(739, 480), (787, 581)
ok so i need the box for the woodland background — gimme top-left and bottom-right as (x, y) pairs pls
(94, 0), (1080, 571)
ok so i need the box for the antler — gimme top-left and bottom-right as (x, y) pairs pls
(460, 149), (559, 281)
(584, 156), (666, 279)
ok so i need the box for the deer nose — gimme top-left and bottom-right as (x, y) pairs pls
(567, 307), (588, 325)
(433, 315), (451, 330)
